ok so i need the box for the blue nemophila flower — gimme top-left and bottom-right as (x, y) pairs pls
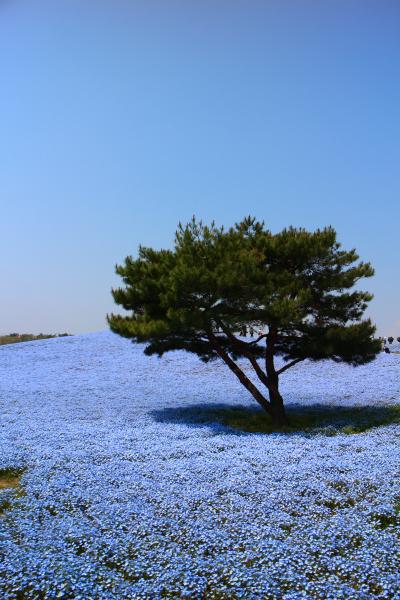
(0, 332), (399, 598)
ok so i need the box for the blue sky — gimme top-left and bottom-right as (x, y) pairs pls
(1, 1), (399, 335)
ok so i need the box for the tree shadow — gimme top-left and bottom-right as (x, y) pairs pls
(151, 403), (400, 436)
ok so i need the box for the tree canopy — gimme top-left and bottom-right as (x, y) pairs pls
(108, 217), (381, 426)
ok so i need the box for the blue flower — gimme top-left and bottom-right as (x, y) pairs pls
(0, 332), (399, 598)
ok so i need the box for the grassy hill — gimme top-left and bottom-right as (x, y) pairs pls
(0, 332), (399, 597)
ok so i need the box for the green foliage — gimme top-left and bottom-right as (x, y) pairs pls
(109, 216), (380, 366)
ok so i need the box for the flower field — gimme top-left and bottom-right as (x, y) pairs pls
(0, 332), (399, 599)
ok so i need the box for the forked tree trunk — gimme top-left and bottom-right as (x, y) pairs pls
(208, 329), (289, 427)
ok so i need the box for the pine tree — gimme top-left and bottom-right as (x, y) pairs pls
(108, 217), (381, 426)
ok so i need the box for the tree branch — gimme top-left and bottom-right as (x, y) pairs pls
(246, 334), (268, 345)
(276, 357), (305, 376)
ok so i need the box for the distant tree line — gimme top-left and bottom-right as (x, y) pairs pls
(381, 336), (400, 353)
(0, 333), (71, 346)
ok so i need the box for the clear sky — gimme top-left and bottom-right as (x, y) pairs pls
(1, 1), (399, 336)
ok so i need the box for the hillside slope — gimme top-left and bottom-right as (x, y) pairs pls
(0, 332), (399, 598)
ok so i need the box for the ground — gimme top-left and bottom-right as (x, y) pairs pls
(0, 332), (399, 598)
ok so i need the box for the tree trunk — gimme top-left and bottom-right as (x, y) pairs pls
(265, 327), (289, 427)
(268, 384), (289, 427)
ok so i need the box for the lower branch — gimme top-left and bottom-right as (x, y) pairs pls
(246, 334), (268, 345)
(276, 358), (305, 376)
